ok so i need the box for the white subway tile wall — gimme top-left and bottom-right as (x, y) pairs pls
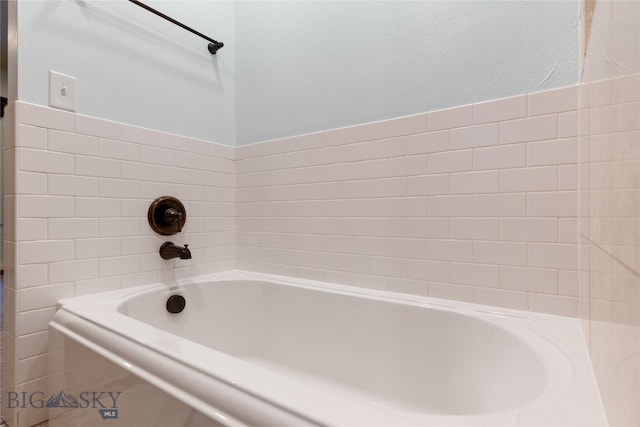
(236, 85), (579, 319)
(3, 85), (583, 426)
(2, 101), (235, 427)
(579, 72), (640, 427)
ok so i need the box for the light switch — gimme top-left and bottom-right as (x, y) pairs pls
(49, 71), (77, 112)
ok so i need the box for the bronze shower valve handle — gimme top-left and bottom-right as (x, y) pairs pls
(148, 196), (187, 235)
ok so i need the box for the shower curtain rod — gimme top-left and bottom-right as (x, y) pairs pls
(128, 0), (224, 54)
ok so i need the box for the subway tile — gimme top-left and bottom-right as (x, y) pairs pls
(157, 166), (190, 185)
(352, 198), (387, 218)
(175, 151), (205, 170)
(75, 155), (121, 178)
(528, 243), (577, 270)
(387, 113), (427, 137)
(370, 137), (406, 159)
(98, 138), (140, 161)
(610, 101), (639, 132)
(527, 191), (577, 217)
(140, 145), (174, 166)
(75, 114), (121, 139)
(17, 102), (74, 132)
(387, 238), (427, 258)
(15, 218), (47, 242)
(558, 218), (577, 243)
(155, 132), (189, 152)
(17, 307), (57, 336)
(16, 124), (47, 149)
(559, 270), (579, 296)
(352, 159), (387, 179)
(120, 123), (157, 146)
(76, 197), (121, 218)
(406, 130), (449, 155)
(49, 259), (100, 283)
(500, 218), (558, 242)
(294, 133), (324, 151)
(527, 85), (577, 116)
(353, 237), (387, 256)
(406, 218), (449, 239)
(99, 218), (141, 237)
(309, 146), (339, 166)
(474, 193), (526, 217)
(473, 241), (527, 266)
(369, 177), (406, 197)
(338, 253), (370, 274)
(473, 144), (526, 170)
(558, 111), (578, 138)
(48, 218), (100, 239)
(100, 255), (141, 277)
(16, 331), (48, 360)
(352, 120), (388, 142)
(428, 239), (473, 262)
(99, 178), (141, 198)
(527, 138), (577, 166)
(408, 259), (450, 282)
(18, 148), (74, 174)
(17, 282), (73, 312)
(76, 238), (122, 259)
(449, 123), (499, 150)
(388, 155), (427, 177)
(75, 277), (121, 296)
(48, 174), (99, 196)
(16, 171), (47, 195)
(500, 265), (558, 293)
(407, 174), (449, 196)
(499, 115), (557, 144)
(121, 161), (158, 181)
(427, 150), (473, 173)
(19, 195), (74, 218)
(450, 217), (499, 240)
(322, 163), (354, 181)
(451, 262), (499, 287)
(472, 94), (527, 124)
(449, 170), (499, 194)
(49, 129), (98, 155)
(427, 105), (472, 131)
(500, 166), (557, 192)
(323, 127), (353, 147)
(14, 265), (48, 289)
(188, 137), (216, 156)
(528, 294), (578, 317)
(371, 256), (407, 277)
(215, 143), (235, 160)
(18, 240), (74, 264)
(426, 195), (473, 217)
(17, 353), (49, 383)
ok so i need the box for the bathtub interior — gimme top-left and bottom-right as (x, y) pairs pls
(116, 279), (554, 416)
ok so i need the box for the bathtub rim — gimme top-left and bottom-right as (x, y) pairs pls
(50, 269), (608, 426)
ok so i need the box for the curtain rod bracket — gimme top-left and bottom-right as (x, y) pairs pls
(208, 42), (224, 55)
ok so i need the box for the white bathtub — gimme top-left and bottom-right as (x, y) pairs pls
(49, 270), (607, 426)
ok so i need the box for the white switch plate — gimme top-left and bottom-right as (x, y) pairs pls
(49, 71), (77, 112)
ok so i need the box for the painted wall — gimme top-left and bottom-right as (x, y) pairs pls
(16, 1), (578, 146)
(235, 1), (579, 144)
(578, 1), (640, 425)
(16, 0), (236, 145)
